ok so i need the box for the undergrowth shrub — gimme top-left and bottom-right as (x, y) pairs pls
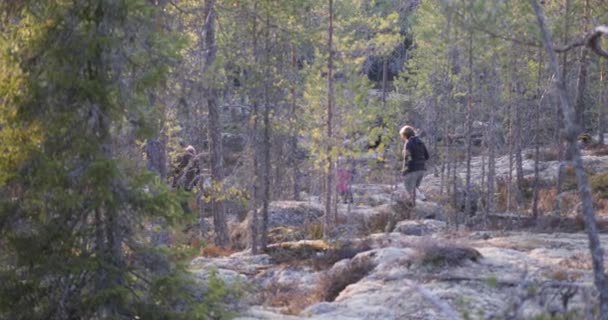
(266, 240), (372, 271)
(316, 256), (375, 302)
(312, 240), (372, 270)
(267, 226), (306, 244)
(306, 222), (324, 239)
(538, 188), (558, 214)
(267, 240), (330, 264)
(200, 243), (234, 258)
(261, 281), (320, 315)
(526, 148), (560, 161)
(367, 209), (391, 233)
(590, 172), (608, 199)
(412, 242), (481, 270)
(496, 176), (520, 212)
(562, 165), (579, 191)
(587, 144), (608, 156)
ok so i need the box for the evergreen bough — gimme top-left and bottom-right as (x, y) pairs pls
(0, 1), (232, 319)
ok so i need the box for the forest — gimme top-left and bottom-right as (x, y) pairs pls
(1, 0), (608, 319)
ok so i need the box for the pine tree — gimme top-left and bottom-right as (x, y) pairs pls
(0, 1), (227, 318)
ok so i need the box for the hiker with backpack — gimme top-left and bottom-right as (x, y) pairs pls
(400, 125), (429, 207)
(172, 143), (201, 191)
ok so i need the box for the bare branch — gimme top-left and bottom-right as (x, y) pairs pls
(589, 25), (608, 58)
(554, 25), (608, 58)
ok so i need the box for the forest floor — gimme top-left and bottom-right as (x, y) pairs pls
(191, 148), (608, 319)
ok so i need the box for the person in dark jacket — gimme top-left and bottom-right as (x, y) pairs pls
(172, 144), (198, 190)
(400, 125), (429, 207)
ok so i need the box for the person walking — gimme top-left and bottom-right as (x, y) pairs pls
(400, 125), (429, 207)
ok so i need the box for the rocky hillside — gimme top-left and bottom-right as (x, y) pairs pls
(190, 147), (608, 319)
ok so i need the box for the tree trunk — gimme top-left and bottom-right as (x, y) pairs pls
(555, 0), (571, 216)
(145, 137), (167, 179)
(574, 49), (588, 131)
(324, 0), (334, 238)
(532, 46), (543, 219)
(203, 0), (229, 247)
(574, 0), (589, 131)
(507, 107), (513, 212)
(531, 1), (608, 317)
(487, 77), (497, 217)
(441, 15), (452, 197)
(484, 57), (499, 219)
(514, 100), (525, 198)
(382, 57), (388, 105)
(290, 44), (300, 200)
(464, 10), (473, 218)
(260, 11), (271, 251)
(510, 48), (525, 203)
(144, 93), (167, 179)
(250, 99), (260, 253)
(600, 60), (606, 145)
(249, 1), (259, 254)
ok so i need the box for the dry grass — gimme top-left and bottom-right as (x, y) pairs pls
(543, 268), (584, 281)
(266, 239), (372, 271)
(315, 255), (375, 302)
(586, 143), (608, 156)
(594, 192), (608, 217)
(558, 253), (593, 270)
(538, 188), (558, 214)
(590, 172), (608, 199)
(364, 196), (420, 234)
(267, 240), (330, 265)
(495, 176), (522, 212)
(366, 209), (392, 233)
(306, 222), (324, 240)
(267, 226), (306, 244)
(259, 242), (373, 314)
(411, 241), (481, 270)
(559, 191), (581, 216)
(562, 165), (579, 191)
(261, 282), (321, 315)
(200, 243), (234, 257)
(535, 148), (561, 161)
(312, 240), (372, 270)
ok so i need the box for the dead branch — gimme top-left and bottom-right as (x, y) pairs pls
(589, 25), (608, 58)
(555, 25), (608, 58)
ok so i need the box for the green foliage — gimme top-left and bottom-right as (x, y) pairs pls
(0, 1), (218, 319)
(590, 172), (608, 199)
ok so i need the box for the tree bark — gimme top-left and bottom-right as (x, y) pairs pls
(260, 10), (271, 251)
(574, 49), (588, 130)
(510, 47), (525, 204)
(574, 0), (589, 130)
(249, 1), (260, 254)
(382, 57), (388, 105)
(290, 45), (301, 200)
(145, 137), (167, 179)
(532, 46), (543, 219)
(324, 0), (334, 238)
(514, 97), (525, 199)
(555, 0), (571, 216)
(464, 6), (473, 218)
(530, 1), (608, 317)
(600, 60), (606, 145)
(487, 77), (497, 217)
(203, 0), (229, 247)
(507, 106), (513, 212)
